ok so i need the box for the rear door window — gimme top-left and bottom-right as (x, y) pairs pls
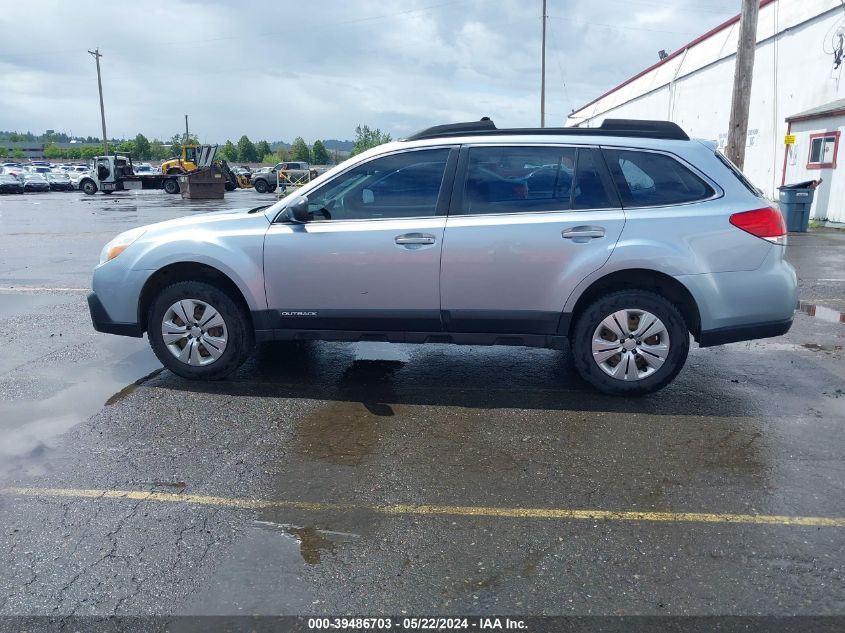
(460, 146), (615, 214)
(603, 149), (715, 207)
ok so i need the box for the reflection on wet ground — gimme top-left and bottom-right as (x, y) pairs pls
(0, 292), (161, 476)
(0, 292), (77, 320)
(799, 300), (845, 323)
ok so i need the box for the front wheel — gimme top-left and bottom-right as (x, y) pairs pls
(254, 179), (269, 193)
(147, 281), (254, 380)
(81, 180), (97, 195)
(571, 290), (689, 396)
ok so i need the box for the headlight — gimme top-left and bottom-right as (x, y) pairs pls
(98, 227), (146, 265)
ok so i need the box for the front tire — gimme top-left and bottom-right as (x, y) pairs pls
(254, 179), (269, 193)
(571, 290), (689, 396)
(147, 281), (254, 380)
(81, 180), (97, 195)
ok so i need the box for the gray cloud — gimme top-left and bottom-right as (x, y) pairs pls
(0, 0), (737, 143)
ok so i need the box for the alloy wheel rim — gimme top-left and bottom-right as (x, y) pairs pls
(591, 308), (670, 381)
(161, 299), (228, 366)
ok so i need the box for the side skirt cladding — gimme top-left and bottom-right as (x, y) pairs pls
(251, 309), (571, 349)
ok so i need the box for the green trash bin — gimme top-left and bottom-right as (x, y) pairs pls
(777, 180), (819, 232)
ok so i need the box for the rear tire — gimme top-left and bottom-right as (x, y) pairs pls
(147, 281), (254, 380)
(163, 178), (180, 194)
(571, 290), (689, 396)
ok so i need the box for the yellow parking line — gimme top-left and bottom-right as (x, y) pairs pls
(2, 486), (843, 527)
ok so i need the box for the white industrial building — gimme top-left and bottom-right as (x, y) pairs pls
(566, 0), (845, 225)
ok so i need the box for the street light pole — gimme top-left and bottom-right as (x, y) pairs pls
(88, 48), (109, 156)
(185, 114), (189, 143)
(541, 0), (547, 128)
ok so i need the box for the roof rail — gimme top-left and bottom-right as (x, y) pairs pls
(403, 117), (689, 141)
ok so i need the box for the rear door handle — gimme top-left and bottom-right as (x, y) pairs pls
(395, 233), (436, 245)
(561, 226), (605, 239)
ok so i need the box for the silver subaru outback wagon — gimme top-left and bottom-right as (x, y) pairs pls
(88, 118), (798, 395)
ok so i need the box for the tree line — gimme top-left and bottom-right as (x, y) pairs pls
(0, 125), (392, 164)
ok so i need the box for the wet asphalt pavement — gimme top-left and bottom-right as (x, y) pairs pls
(0, 190), (843, 619)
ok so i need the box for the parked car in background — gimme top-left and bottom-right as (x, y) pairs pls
(3, 166), (27, 181)
(46, 172), (73, 191)
(251, 161), (317, 193)
(134, 164), (156, 175)
(22, 173), (51, 192)
(0, 174), (24, 194)
(26, 165), (52, 174)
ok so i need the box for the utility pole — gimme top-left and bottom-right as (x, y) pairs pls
(540, 0), (547, 127)
(184, 114), (189, 143)
(88, 48), (108, 156)
(725, 0), (759, 169)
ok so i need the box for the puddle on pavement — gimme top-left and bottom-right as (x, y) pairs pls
(175, 524), (315, 616)
(294, 400), (395, 466)
(0, 292), (77, 319)
(0, 336), (161, 476)
(799, 301), (845, 324)
(353, 341), (411, 363)
(254, 520), (359, 565)
(801, 342), (843, 353)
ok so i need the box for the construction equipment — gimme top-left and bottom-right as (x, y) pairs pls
(160, 144), (205, 175)
(81, 146), (218, 195)
(80, 146), (250, 195)
(160, 144), (250, 190)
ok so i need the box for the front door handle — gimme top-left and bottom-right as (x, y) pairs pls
(561, 225), (605, 239)
(395, 233), (436, 245)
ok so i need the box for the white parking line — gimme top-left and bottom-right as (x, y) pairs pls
(0, 286), (89, 293)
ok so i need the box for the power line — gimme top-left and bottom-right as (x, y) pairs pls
(545, 19), (574, 116)
(547, 15), (699, 36)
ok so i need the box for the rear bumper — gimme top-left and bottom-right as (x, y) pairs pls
(87, 292), (143, 337)
(698, 317), (793, 347)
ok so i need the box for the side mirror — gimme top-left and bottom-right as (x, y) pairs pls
(362, 188), (374, 204)
(285, 196), (309, 223)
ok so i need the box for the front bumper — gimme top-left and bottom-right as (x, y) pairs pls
(87, 292), (144, 337)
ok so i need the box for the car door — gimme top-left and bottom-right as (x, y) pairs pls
(440, 144), (625, 335)
(263, 146), (457, 332)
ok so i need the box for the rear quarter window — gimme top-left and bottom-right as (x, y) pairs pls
(603, 149), (715, 207)
(714, 150), (761, 196)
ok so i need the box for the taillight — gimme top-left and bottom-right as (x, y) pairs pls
(729, 207), (786, 242)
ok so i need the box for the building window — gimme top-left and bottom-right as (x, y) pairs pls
(807, 131), (840, 169)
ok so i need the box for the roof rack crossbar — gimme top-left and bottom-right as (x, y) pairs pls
(403, 118), (689, 142)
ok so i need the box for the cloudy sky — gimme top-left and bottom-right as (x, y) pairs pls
(0, 0), (740, 144)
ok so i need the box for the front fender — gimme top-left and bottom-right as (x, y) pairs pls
(126, 223), (269, 313)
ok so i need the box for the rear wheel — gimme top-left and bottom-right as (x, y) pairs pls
(147, 281), (254, 380)
(571, 290), (689, 396)
(163, 178), (180, 194)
